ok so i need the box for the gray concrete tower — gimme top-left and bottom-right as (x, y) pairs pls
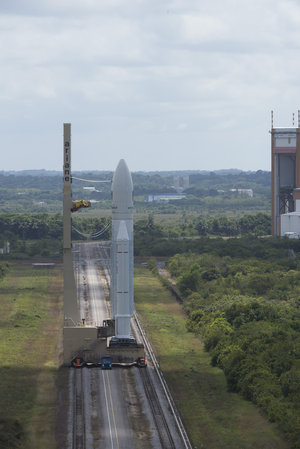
(63, 123), (80, 325)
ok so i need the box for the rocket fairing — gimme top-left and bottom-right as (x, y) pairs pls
(111, 159), (134, 339)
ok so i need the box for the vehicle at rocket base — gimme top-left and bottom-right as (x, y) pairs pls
(111, 159), (134, 339)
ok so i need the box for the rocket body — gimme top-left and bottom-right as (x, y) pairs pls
(111, 159), (134, 339)
(115, 220), (131, 337)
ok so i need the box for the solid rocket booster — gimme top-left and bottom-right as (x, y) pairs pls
(111, 159), (134, 338)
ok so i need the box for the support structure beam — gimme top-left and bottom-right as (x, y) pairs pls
(63, 123), (80, 325)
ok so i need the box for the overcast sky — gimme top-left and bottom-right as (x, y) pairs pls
(1, 0), (300, 172)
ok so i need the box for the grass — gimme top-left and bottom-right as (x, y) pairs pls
(0, 261), (63, 449)
(134, 266), (290, 449)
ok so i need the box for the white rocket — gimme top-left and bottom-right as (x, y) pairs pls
(111, 159), (134, 339)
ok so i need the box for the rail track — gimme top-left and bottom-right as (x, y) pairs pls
(72, 368), (86, 449)
(140, 366), (176, 449)
(133, 313), (193, 449)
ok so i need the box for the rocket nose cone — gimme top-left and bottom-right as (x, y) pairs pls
(112, 159), (133, 209)
(112, 159), (133, 191)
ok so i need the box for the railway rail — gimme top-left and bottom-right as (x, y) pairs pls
(140, 366), (176, 449)
(133, 313), (193, 449)
(72, 368), (86, 449)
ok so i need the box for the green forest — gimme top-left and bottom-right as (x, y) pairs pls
(165, 239), (300, 448)
(0, 211), (271, 258)
(0, 169), (270, 215)
(0, 214), (110, 257)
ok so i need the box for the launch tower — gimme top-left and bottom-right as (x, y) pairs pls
(62, 124), (144, 365)
(63, 123), (80, 325)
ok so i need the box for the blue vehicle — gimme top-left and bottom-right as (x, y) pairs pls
(101, 356), (112, 370)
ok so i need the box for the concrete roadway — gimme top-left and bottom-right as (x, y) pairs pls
(73, 242), (108, 325)
(72, 241), (136, 449)
(68, 241), (187, 449)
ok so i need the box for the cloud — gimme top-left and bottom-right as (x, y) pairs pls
(177, 122), (187, 131)
(1, 0), (300, 170)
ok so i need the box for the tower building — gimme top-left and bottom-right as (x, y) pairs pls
(271, 111), (300, 237)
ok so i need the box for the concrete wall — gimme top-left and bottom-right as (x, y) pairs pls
(273, 128), (296, 149)
(279, 155), (295, 187)
(63, 326), (106, 364)
(280, 213), (300, 237)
